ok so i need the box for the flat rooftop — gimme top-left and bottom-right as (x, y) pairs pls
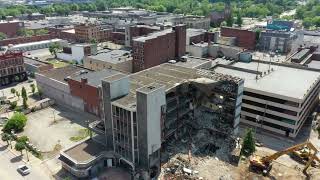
(213, 61), (320, 101)
(64, 139), (106, 162)
(70, 69), (121, 87)
(11, 39), (63, 49)
(173, 56), (211, 69)
(133, 28), (173, 42)
(39, 65), (85, 82)
(112, 63), (242, 108)
(187, 28), (206, 37)
(88, 49), (132, 64)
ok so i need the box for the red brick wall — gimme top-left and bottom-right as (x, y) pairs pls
(220, 27), (256, 50)
(129, 26), (158, 46)
(0, 22), (24, 38)
(0, 51), (25, 77)
(0, 34), (55, 46)
(133, 32), (176, 72)
(68, 79), (101, 117)
(111, 32), (125, 45)
(173, 25), (186, 58)
(132, 25), (187, 72)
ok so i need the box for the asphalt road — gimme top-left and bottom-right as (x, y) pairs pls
(0, 144), (51, 180)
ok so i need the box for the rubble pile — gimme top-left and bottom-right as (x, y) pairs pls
(160, 128), (240, 179)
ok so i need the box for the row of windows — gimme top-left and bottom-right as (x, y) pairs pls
(244, 91), (299, 107)
(0, 58), (23, 68)
(242, 107), (296, 125)
(243, 115), (294, 133)
(242, 99), (298, 116)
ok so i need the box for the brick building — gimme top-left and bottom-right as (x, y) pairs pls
(111, 32), (125, 45)
(220, 27), (257, 50)
(0, 21), (24, 38)
(48, 26), (76, 42)
(67, 69), (120, 117)
(0, 34), (54, 46)
(75, 24), (112, 43)
(125, 25), (160, 47)
(132, 24), (186, 72)
(0, 51), (27, 86)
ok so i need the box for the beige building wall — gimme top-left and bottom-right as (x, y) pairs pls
(84, 57), (132, 73)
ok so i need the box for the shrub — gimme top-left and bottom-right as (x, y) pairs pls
(2, 112), (27, 133)
(9, 101), (17, 110)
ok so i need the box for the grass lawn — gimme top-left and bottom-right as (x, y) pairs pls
(47, 59), (69, 68)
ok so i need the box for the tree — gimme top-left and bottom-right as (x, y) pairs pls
(10, 88), (16, 97)
(17, 28), (34, 37)
(241, 128), (256, 156)
(15, 142), (25, 155)
(17, 136), (29, 144)
(0, 32), (7, 40)
(36, 29), (48, 35)
(22, 98), (28, 109)
(9, 101), (17, 110)
(2, 112), (27, 133)
(236, 12), (243, 27)
(21, 87), (27, 100)
(1, 133), (11, 146)
(30, 84), (36, 95)
(16, 91), (20, 100)
(49, 42), (61, 58)
(226, 15), (234, 27)
(37, 85), (43, 99)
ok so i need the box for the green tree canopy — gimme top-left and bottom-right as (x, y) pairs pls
(3, 112), (27, 133)
(241, 128), (256, 156)
(49, 42), (62, 58)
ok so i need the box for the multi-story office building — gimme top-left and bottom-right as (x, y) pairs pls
(258, 30), (299, 53)
(213, 61), (320, 137)
(184, 16), (211, 30)
(132, 25), (186, 72)
(59, 62), (244, 178)
(0, 51), (27, 86)
(74, 24), (112, 43)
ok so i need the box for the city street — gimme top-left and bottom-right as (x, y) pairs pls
(0, 142), (51, 180)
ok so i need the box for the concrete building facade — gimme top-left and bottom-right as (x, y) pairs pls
(35, 66), (85, 111)
(184, 16), (211, 30)
(213, 61), (320, 137)
(258, 31), (298, 53)
(60, 63), (243, 179)
(84, 49), (132, 73)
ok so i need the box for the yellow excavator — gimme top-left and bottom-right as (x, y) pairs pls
(249, 141), (320, 176)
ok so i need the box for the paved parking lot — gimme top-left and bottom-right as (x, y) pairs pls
(20, 106), (98, 157)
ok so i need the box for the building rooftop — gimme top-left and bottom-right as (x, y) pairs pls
(187, 28), (206, 37)
(173, 56), (211, 69)
(70, 69), (121, 87)
(63, 139), (106, 163)
(213, 61), (320, 101)
(88, 49), (132, 64)
(39, 65), (85, 82)
(112, 63), (242, 109)
(133, 28), (173, 42)
(10, 39), (64, 49)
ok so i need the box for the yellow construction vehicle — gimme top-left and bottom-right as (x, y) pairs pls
(249, 141), (320, 176)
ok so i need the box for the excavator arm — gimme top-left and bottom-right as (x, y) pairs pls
(262, 141), (311, 163)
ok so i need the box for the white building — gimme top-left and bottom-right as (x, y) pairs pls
(9, 39), (67, 52)
(213, 61), (320, 137)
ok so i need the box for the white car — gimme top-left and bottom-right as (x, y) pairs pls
(17, 165), (31, 175)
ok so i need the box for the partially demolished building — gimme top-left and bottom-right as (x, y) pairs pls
(59, 63), (243, 179)
(99, 63), (243, 178)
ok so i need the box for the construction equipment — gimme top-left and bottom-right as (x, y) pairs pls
(249, 141), (320, 176)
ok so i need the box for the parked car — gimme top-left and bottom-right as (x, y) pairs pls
(17, 165), (31, 175)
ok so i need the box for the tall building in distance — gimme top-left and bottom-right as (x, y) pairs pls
(132, 25), (186, 72)
(0, 51), (27, 86)
(74, 23), (112, 43)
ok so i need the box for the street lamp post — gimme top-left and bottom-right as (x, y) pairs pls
(255, 115), (260, 135)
